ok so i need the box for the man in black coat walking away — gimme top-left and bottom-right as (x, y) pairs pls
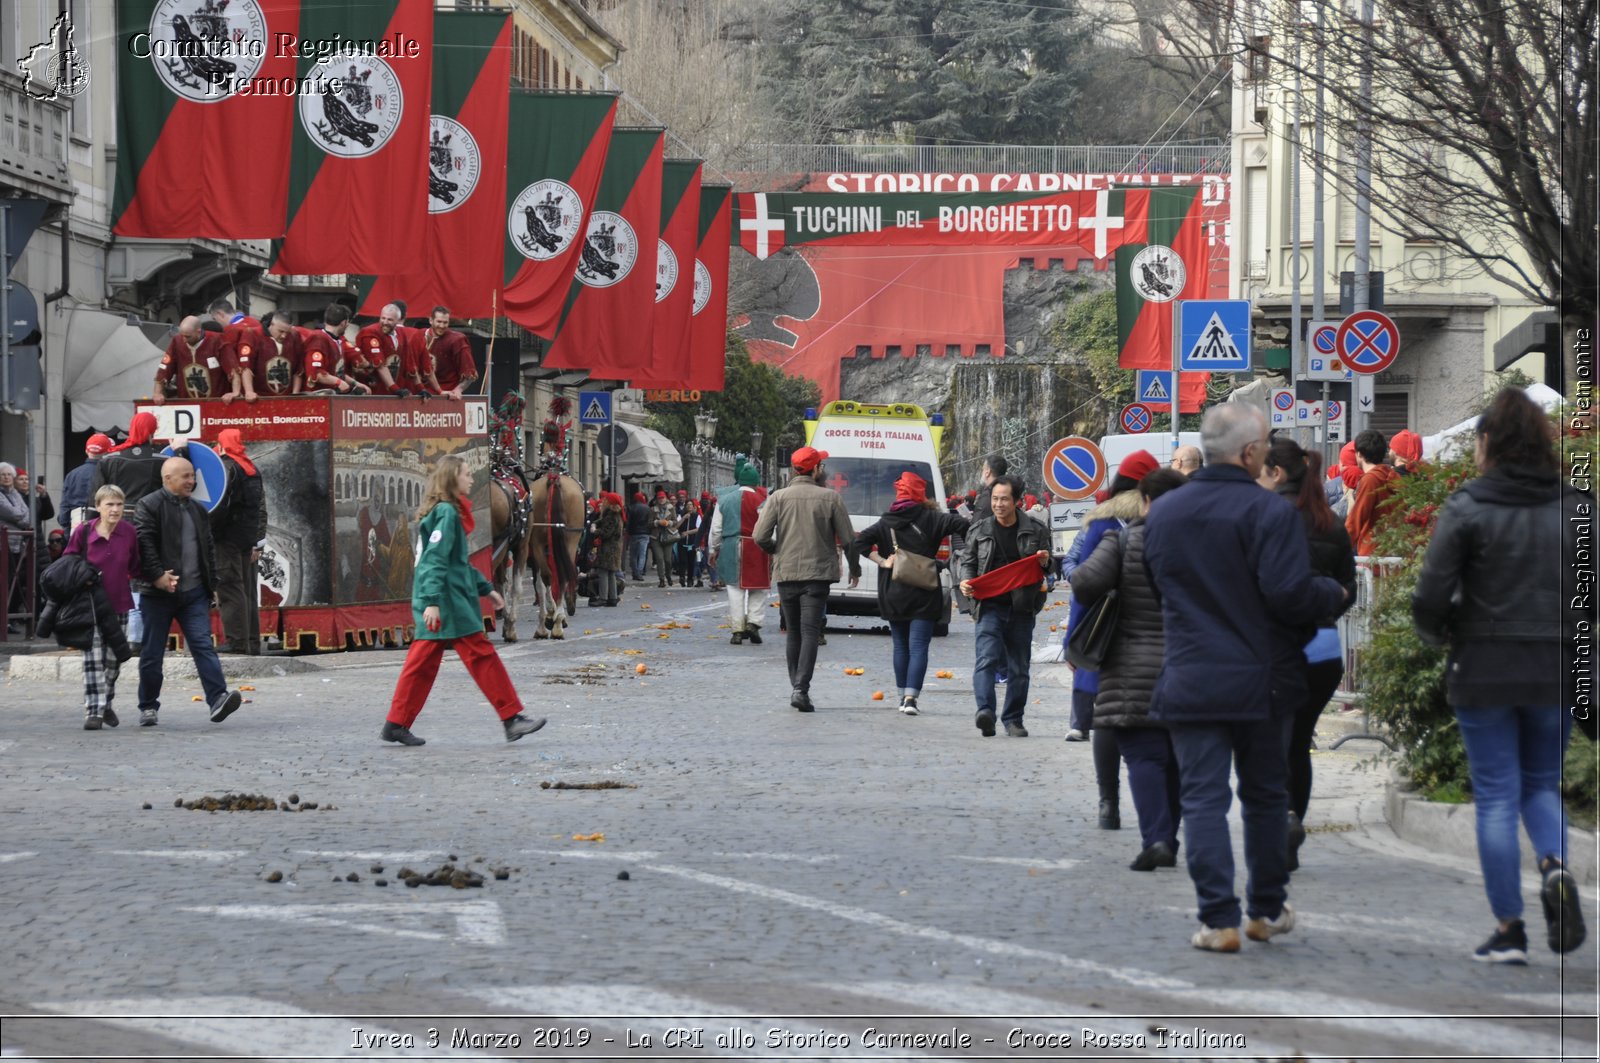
(210, 429), (268, 655)
(1143, 404), (1346, 953)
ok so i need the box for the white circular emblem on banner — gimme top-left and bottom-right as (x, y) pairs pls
(655, 240), (678, 303)
(149, 0), (268, 103)
(575, 211), (638, 288)
(1129, 244), (1186, 304)
(508, 179), (582, 261)
(427, 116), (480, 213)
(298, 55), (404, 159)
(692, 259), (712, 316)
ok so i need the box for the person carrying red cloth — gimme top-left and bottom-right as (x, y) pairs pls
(956, 474), (1053, 737)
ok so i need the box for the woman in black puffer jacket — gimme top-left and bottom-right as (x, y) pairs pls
(1069, 468), (1189, 871)
(1258, 438), (1357, 871)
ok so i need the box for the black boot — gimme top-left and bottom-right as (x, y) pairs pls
(730, 630), (744, 645)
(1098, 797), (1121, 830)
(745, 626), (763, 645)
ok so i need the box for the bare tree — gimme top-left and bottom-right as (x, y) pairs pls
(1222, 0), (1596, 335)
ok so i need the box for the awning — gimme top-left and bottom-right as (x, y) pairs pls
(62, 309), (169, 432)
(613, 424), (684, 482)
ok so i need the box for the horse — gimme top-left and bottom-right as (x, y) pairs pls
(488, 470), (533, 641)
(525, 471), (585, 639)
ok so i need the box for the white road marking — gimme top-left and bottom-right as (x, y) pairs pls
(471, 986), (931, 1057)
(106, 849), (247, 863)
(28, 997), (494, 1059)
(529, 851), (1189, 991)
(0, 740), (15, 754)
(179, 901), (506, 946)
(0, 852), (39, 863)
(709, 851), (841, 864)
(295, 850), (446, 862)
(953, 855), (1081, 870)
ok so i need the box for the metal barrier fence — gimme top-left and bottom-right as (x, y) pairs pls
(1, 526), (37, 641)
(1329, 555), (1403, 750)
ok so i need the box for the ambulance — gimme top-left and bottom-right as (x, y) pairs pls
(802, 400), (954, 635)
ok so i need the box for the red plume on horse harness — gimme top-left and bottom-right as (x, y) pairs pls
(489, 391), (532, 569)
(540, 394), (573, 473)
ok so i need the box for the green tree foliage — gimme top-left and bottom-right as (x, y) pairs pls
(757, 0), (1097, 145)
(645, 333), (821, 467)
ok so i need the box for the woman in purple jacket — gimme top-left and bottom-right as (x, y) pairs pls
(63, 484), (140, 729)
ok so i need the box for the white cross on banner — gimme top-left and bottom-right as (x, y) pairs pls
(739, 193), (785, 260)
(1077, 189), (1125, 260)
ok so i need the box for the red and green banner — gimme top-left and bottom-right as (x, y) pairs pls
(632, 160), (702, 389)
(500, 92), (618, 338)
(270, 0), (433, 276)
(1115, 186), (1212, 412)
(686, 183), (732, 392)
(113, 0), (300, 237)
(356, 10), (510, 317)
(543, 128), (665, 380)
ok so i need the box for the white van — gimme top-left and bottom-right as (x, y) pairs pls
(1097, 431), (1204, 482)
(803, 400), (955, 635)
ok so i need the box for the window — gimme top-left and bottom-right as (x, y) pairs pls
(1287, 124), (1317, 244)
(1245, 166), (1268, 278)
(822, 457), (937, 516)
(1370, 389), (1411, 438)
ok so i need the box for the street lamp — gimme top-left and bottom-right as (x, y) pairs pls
(694, 410), (717, 495)
(750, 430), (763, 486)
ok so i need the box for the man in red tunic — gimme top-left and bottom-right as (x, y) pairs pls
(298, 304), (369, 394)
(153, 316), (227, 402)
(253, 311), (303, 396)
(208, 299), (264, 404)
(709, 461), (772, 645)
(352, 303), (404, 395)
(420, 306), (478, 400)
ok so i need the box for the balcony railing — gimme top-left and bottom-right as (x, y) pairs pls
(0, 69), (73, 202)
(725, 142), (1232, 176)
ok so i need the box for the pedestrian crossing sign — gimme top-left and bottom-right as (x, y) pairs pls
(1135, 370), (1170, 404)
(1179, 299), (1251, 372)
(578, 389), (612, 425)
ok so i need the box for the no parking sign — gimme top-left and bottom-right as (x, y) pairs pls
(1042, 436), (1106, 502)
(1119, 403), (1153, 435)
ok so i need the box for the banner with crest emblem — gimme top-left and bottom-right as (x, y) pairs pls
(500, 92), (619, 338)
(270, 0), (433, 275)
(355, 10), (510, 317)
(686, 183), (733, 392)
(113, 0), (301, 237)
(542, 128), (665, 379)
(632, 159), (702, 390)
(1115, 186), (1211, 412)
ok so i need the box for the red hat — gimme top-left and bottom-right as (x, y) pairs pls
(1118, 449), (1160, 483)
(633, 491), (646, 503)
(86, 433), (113, 455)
(1340, 441), (1357, 467)
(894, 471), (926, 503)
(655, 489), (667, 498)
(791, 446), (828, 473)
(1390, 429), (1422, 464)
(1341, 464), (1362, 490)
(1024, 493), (1038, 508)
(677, 488), (688, 496)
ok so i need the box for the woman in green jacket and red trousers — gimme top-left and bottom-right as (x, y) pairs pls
(381, 455), (545, 746)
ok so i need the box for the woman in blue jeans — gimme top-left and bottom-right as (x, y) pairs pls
(854, 472), (968, 715)
(1412, 388), (1588, 964)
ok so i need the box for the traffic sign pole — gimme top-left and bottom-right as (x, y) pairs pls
(1170, 303), (1180, 453)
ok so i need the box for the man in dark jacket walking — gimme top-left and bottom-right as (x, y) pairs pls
(132, 457), (243, 728)
(625, 492), (652, 581)
(210, 429), (267, 655)
(1143, 404), (1346, 953)
(957, 475), (1052, 738)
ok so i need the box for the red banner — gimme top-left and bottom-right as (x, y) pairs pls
(686, 184), (732, 392)
(544, 128), (665, 379)
(271, 0), (434, 275)
(113, 0), (300, 238)
(358, 11), (511, 317)
(632, 160), (702, 389)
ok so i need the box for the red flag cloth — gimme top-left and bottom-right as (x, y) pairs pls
(113, 0), (299, 238)
(271, 0), (434, 275)
(632, 160), (703, 389)
(544, 128), (666, 378)
(965, 553), (1048, 601)
(356, 11), (511, 316)
(686, 183), (733, 392)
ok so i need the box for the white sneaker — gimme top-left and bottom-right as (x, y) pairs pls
(1064, 728), (1087, 742)
(899, 697), (920, 716)
(1245, 903), (1296, 942)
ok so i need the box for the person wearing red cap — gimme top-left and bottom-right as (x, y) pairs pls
(853, 471), (969, 714)
(957, 473), (1052, 736)
(588, 492), (624, 607)
(753, 447), (860, 711)
(1062, 448), (1161, 824)
(1324, 440), (1358, 518)
(1389, 429), (1423, 475)
(649, 489), (678, 587)
(58, 434), (114, 533)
